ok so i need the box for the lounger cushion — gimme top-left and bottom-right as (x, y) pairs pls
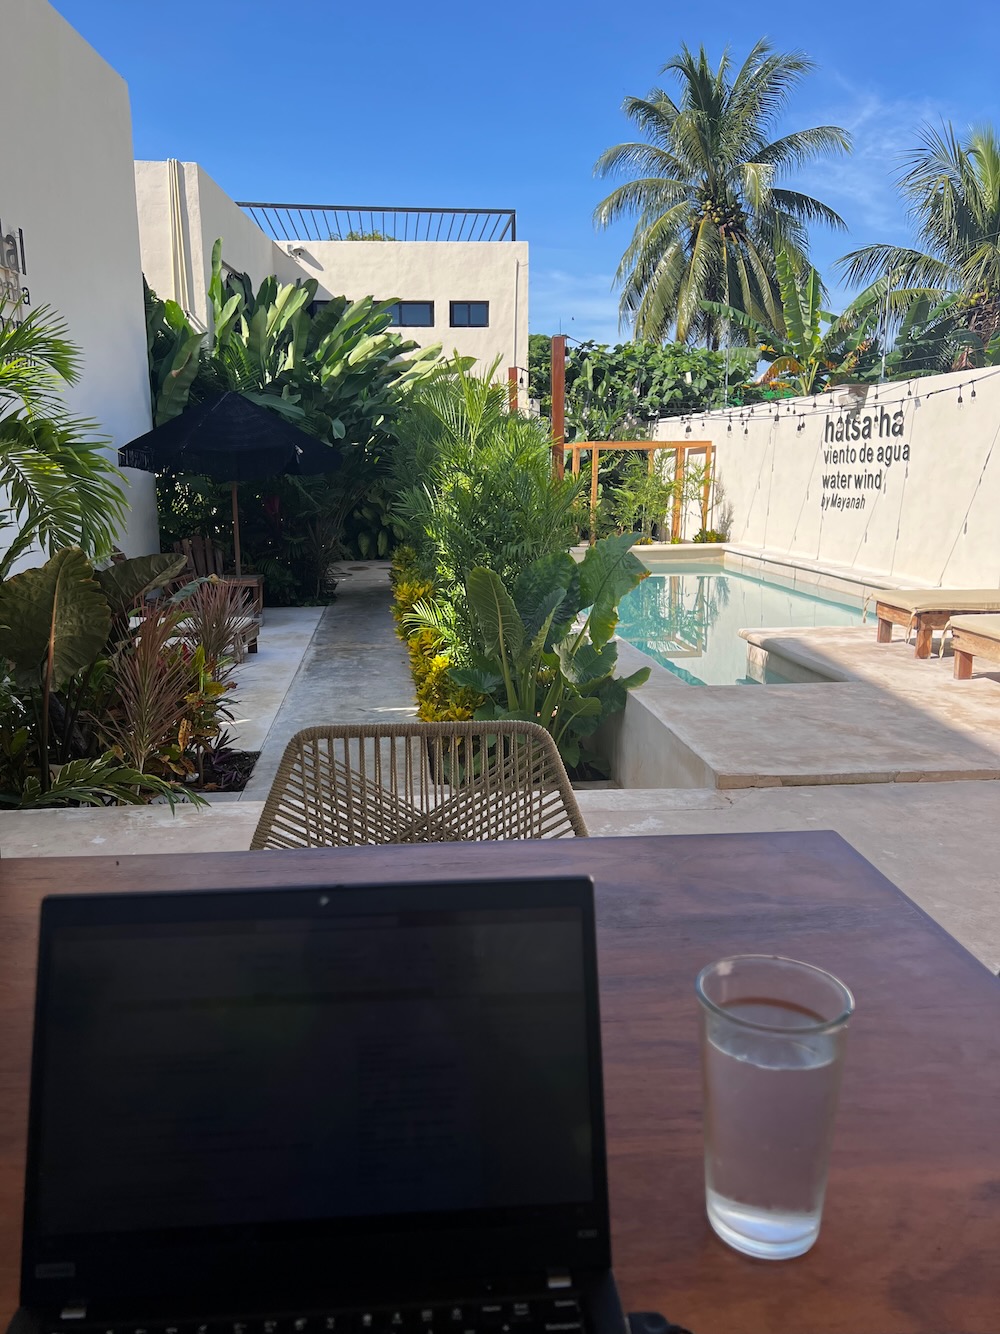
(876, 589), (1000, 614)
(950, 613), (1000, 638)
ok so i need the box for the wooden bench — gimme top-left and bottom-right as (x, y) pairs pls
(951, 613), (1000, 679)
(874, 589), (1000, 658)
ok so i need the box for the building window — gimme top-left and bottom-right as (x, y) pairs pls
(450, 301), (489, 327)
(387, 300), (434, 327)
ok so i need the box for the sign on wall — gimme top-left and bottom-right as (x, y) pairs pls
(820, 407), (910, 514)
(0, 215), (29, 318)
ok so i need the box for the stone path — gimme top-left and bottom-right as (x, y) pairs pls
(240, 563), (416, 801)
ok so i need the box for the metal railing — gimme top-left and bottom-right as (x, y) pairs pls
(237, 202), (516, 244)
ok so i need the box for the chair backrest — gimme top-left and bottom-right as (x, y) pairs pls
(174, 536), (226, 578)
(250, 720), (588, 850)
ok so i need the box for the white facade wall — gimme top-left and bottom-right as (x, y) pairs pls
(134, 162), (528, 378)
(299, 240), (529, 377)
(135, 161), (301, 327)
(656, 367), (1000, 588)
(2, 0), (158, 560)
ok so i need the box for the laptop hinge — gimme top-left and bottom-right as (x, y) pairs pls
(60, 1306), (87, 1321)
(546, 1272), (573, 1290)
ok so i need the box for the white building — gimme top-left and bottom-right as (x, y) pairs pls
(2, 0), (158, 559)
(134, 161), (529, 383)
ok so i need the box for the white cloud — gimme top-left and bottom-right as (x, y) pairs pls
(797, 78), (953, 241)
(530, 267), (624, 343)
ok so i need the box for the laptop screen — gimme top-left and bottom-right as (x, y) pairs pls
(24, 879), (609, 1307)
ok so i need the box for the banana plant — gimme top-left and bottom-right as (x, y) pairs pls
(144, 280), (205, 426)
(702, 249), (880, 396)
(448, 532), (650, 772)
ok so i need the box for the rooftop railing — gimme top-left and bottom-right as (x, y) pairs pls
(237, 203), (517, 244)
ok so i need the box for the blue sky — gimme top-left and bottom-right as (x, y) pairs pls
(57, 0), (1000, 346)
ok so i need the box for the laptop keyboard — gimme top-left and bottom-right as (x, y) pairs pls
(50, 1295), (585, 1334)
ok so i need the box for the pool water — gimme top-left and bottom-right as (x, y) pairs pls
(617, 561), (862, 686)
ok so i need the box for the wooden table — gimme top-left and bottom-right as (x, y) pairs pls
(1, 832), (998, 1334)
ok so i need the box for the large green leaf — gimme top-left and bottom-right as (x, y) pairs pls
(0, 547), (110, 690)
(513, 551), (579, 641)
(449, 665), (504, 694)
(466, 567), (525, 659)
(556, 639), (618, 687)
(95, 553), (188, 619)
(577, 533), (649, 649)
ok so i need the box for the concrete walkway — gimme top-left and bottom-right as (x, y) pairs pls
(241, 563), (416, 801)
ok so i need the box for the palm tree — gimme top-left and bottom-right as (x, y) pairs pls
(0, 300), (127, 575)
(594, 40), (851, 346)
(838, 123), (1000, 340)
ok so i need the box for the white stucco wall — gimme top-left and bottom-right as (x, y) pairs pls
(134, 162), (528, 378)
(134, 161), (300, 328)
(297, 240), (529, 377)
(3, 0), (157, 559)
(656, 367), (1000, 588)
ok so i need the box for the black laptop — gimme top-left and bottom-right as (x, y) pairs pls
(10, 877), (624, 1334)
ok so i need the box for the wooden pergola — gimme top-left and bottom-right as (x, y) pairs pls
(568, 440), (714, 544)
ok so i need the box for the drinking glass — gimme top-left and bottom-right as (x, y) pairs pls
(695, 955), (854, 1260)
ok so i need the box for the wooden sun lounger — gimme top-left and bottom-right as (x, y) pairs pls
(874, 589), (1000, 658)
(950, 613), (1000, 679)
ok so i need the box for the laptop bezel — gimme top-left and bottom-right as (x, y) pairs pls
(21, 876), (611, 1313)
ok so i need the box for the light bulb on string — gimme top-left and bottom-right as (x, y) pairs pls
(958, 386), (964, 404)
(971, 384), (977, 399)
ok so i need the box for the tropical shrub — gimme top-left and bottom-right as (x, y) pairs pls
(389, 548), (481, 721)
(391, 362), (581, 612)
(446, 534), (651, 773)
(0, 548), (243, 807)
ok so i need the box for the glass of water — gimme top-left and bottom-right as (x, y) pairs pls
(696, 955), (854, 1260)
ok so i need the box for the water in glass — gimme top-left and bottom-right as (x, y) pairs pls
(701, 997), (844, 1259)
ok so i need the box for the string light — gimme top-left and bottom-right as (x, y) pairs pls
(972, 384), (977, 399)
(958, 386), (964, 404)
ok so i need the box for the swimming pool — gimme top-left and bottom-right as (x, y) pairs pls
(617, 560), (862, 685)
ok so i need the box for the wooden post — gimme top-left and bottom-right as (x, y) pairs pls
(507, 366), (518, 414)
(551, 334), (566, 480)
(571, 446), (581, 477)
(231, 480), (242, 576)
(671, 445), (688, 541)
(701, 444), (714, 533)
(590, 445), (600, 545)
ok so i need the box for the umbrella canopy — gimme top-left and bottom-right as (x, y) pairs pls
(122, 393), (341, 573)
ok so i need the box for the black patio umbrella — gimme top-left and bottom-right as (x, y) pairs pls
(122, 392), (340, 574)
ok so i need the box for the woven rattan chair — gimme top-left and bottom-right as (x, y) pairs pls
(250, 720), (588, 850)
